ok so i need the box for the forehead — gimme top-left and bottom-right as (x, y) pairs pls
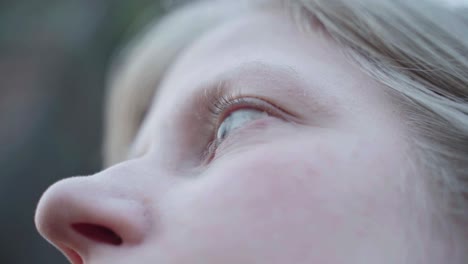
(149, 9), (346, 116)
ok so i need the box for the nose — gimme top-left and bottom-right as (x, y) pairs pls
(35, 170), (152, 264)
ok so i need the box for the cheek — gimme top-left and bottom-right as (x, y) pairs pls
(159, 132), (411, 262)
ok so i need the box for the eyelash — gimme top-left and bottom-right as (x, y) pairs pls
(208, 91), (248, 123)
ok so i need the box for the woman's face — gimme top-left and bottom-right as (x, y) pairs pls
(36, 8), (440, 264)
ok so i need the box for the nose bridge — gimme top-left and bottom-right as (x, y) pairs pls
(101, 156), (179, 197)
(34, 158), (171, 263)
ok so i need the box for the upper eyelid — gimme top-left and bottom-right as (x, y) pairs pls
(211, 96), (286, 122)
(189, 80), (306, 142)
(206, 86), (244, 117)
(196, 79), (296, 120)
(184, 62), (319, 124)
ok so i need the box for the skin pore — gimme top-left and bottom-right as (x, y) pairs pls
(35, 6), (456, 264)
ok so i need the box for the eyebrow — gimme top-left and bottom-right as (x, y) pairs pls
(204, 61), (304, 92)
(187, 61), (324, 120)
(193, 61), (303, 99)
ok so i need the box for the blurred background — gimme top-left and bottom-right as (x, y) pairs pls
(0, 1), (166, 263)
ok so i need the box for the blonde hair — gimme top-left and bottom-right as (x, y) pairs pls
(288, 0), (468, 258)
(104, 0), (468, 254)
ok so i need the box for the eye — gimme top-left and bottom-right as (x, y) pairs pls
(203, 95), (281, 162)
(216, 109), (268, 141)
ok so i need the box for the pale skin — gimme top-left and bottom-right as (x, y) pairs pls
(35, 7), (453, 264)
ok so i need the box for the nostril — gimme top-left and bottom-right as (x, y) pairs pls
(72, 223), (123, 246)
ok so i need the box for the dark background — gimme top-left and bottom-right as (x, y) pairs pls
(0, 1), (165, 263)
